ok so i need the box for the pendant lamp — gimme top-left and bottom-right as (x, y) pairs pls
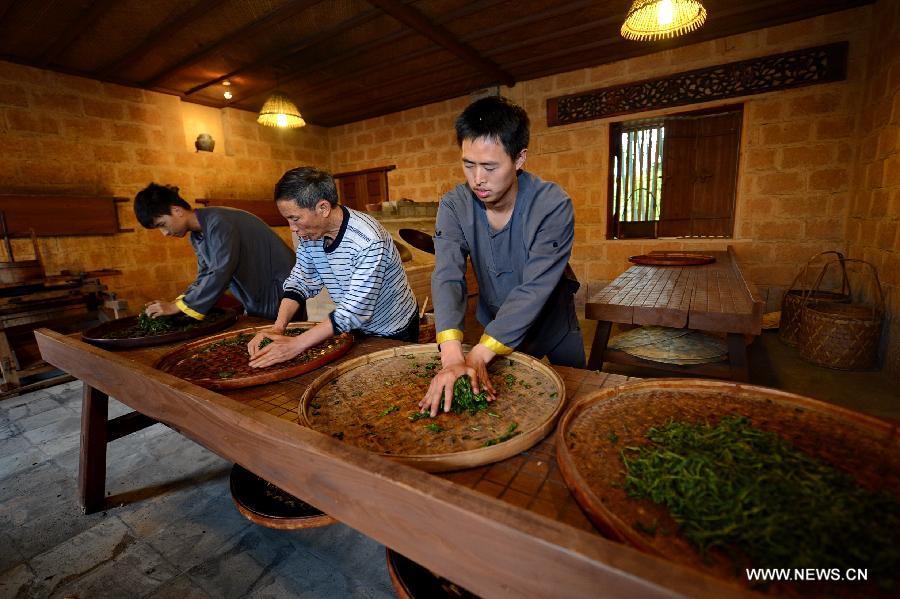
(621, 0), (707, 41)
(257, 91), (306, 128)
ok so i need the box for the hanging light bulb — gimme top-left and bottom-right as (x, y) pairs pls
(257, 91), (306, 129)
(621, 0), (707, 41)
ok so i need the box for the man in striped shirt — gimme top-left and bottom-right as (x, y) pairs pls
(247, 166), (418, 368)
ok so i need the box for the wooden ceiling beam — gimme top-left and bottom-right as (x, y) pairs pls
(365, 0), (515, 88)
(182, 7), (382, 97)
(38, 0), (120, 67)
(143, 0), (323, 87)
(95, 0), (224, 78)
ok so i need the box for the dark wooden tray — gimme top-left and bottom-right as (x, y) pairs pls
(229, 464), (334, 530)
(155, 322), (353, 390)
(555, 379), (900, 588)
(628, 252), (715, 266)
(81, 307), (241, 349)
(299, 344), (566, 472)
(386, 548), (480, 599)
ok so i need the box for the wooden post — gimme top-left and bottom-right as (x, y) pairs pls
(78, 383), (108, 514)
(587, 321), (612, 371)
(727, 333), (749, 382)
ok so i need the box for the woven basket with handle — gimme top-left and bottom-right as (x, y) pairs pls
(778, 250), (850, 346)
(798, 259), (883, 370)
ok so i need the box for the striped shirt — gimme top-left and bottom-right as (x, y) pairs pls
(283, 206), (417, 336)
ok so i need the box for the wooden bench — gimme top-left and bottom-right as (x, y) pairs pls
(585, 246), (763, 381)
(35, 322), (747, 599)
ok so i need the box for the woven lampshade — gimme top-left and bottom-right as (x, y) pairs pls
(621, 0), (707, 41)
(257, 91), (306, 128)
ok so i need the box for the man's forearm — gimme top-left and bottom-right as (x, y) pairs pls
(272, 298), (302, 332)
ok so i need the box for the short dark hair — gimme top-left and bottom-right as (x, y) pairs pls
(274, 166), (338, 209)
(133, 183), (191, 229)
(454, 96), (530, 159)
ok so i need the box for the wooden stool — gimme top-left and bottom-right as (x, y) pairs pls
(229, 464), (335, 530)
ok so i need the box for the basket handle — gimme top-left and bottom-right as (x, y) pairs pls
(805, 258), (884, 319)
(786, 250), (851, 302)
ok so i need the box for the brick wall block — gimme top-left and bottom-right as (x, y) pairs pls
(82, 98), (125, 120)
(6, 108), (59, 134)
(60, 117), (106, 141)
(756, 171), (806, 195)
(808, 167), (850, 192)
(760, 122), (812, 145)
(0, 82), (28, 107)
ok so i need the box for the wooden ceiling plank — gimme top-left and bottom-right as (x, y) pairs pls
(182, 7), (383, 97)
(143, 0), (324, 87)
(38, 0), (120, 67)
(365, 0), (515, 87)
(0, 0), (19, 28)
(310, 70), (488, 125)
(239, 0), (553, 109)
(222, 0), (508, 105)
(95, 0), (226, 78)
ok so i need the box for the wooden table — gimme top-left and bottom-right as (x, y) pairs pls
(586, 247), (763, 381)
(35, 320), (750, 599)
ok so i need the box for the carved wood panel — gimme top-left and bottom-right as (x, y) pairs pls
(547, 43), (848, 126)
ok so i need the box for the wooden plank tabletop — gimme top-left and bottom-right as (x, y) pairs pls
(35, 321), (752, 599)
(586, 247), (763, 335)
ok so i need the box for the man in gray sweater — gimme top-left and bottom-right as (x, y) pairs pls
(420, 96), (583, 416)
(134, 183), (300, 321)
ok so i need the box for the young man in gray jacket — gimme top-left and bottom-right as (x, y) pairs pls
(420, 96), (584, 416)
(134, 183), (300, 321)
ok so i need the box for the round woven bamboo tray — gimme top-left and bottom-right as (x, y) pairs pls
(82, 306), (240, 349)
(386, 549), (480, 599)
(155, 322), (353, 390)
(799, 303), (881, 370)
(628, 252), (715, 266)
(299, 344), (566, 472)
(556, 379), (900, 586)
(229, 464), (335, 530)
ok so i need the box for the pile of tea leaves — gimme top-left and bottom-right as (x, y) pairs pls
(103, 308), (228, 339)
(448, 375), (490, 416)
(621, 416), (900, 584)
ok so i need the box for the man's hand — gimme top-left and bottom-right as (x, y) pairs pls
(144, 300), (180, 318)
(246, 327), (284, 358)
(465, 343), (498, 398)
(419, 362), (477, 417)
(248, 334), (307, 368)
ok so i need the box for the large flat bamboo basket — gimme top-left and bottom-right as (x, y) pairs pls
(556, 379), (900, 589)
(155, 322), (353, 390)
(299, 344), (566, 472)
(82, 306), (240, 349)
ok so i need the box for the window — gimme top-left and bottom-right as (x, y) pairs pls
(607, 106), (742, 239)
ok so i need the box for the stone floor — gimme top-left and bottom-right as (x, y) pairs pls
(0, 381), (394, 599)
(2, 324), (898, 598)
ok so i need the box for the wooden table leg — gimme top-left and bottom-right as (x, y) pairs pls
(78, 382), (109, 514)
(726, 333), (749, 382)
(586, 321), (612, 371)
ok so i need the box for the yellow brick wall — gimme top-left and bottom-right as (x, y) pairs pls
(330, 9), (871, 295)
(0, 60), (328, 306)
(847, 0), (900, 380)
